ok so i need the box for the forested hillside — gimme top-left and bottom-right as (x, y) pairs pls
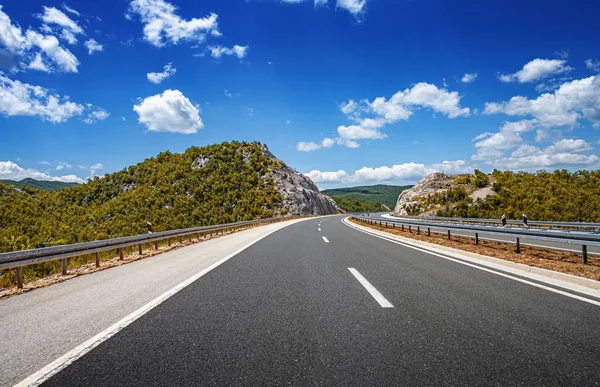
(0, 178), (79, 192)
(432, 170), (600, 221)
(322, 184), (411, 209)
(0, 141), (329, 254)
(330, 196), (384, 213)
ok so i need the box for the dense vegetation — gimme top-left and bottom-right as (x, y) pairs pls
(0, 141), (285, 255)
(0, 178), (79, 192)
(330, 196), (384, 213)
(322, 184), (411, 209)
(433, 169), (600, 221)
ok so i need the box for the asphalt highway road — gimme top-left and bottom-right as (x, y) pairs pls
(42, 216), (600, 386)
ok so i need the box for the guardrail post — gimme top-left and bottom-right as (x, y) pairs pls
(154, 241), (158, 250)
(15, 267), (23, 289)
(168, 238), (171, 247)
(119, 248), (124, 260)
(179, 236), (182, 244)
(62, 258), (67, 275)
(385, 222), (388, 228)
(447, 230), (451, 240)
(516, 238), (521, 254)
(417, 226), (420, 234)
(475, 233), (479, 245)
(402, 224), (404, 231)
(96, 252), (100, 268)
(392, 223), (395, 229)
(428, 228), (430, 236)
(409, 225), (411, 232)
(582, 245), (588, 264)
(139, 244), (143, 255)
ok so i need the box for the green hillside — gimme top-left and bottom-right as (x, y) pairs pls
(330, 196), (384, 213)
(322, 184), (412, 209)
(0, 178), (79, 192)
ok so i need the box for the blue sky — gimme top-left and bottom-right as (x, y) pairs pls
(1, 0), (599, 187)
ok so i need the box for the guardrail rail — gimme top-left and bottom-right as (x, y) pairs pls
(1, 217), (297, 289)
(353, 215), (600, 264)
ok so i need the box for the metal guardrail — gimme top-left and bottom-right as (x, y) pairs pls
(389, 214), (600, 230)
(353, 215), (600, 264)
(1, 217), (296, 289)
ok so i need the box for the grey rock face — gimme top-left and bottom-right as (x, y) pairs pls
(394, 173), (455, 216)
(191, 156), (210, 170)
(263, 146), (340, 216)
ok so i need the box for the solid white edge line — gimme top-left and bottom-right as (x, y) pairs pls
(15, 219), (306, 387)
(342, 217), (600, 307)
(322, 236), (329, 243)
(348, 268), (394, 308)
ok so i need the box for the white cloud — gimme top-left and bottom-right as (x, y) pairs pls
(61, 4), (80, 17)
(127, 0), (220, 47)
(0, 74), (90, 123)
(585, 59), (600, 72)
(36, 6), (83, 35)
(286, 120), (291, 124)
(60, 29), (77, 45)
(28, 53), (49, 72)
(484, 75), (600, 128)
(0, 160), (84, 183)
(314, 0), (328, 6)
(88, 163), (104, 178)
(306, 160), (470, 184)
(84, 39), (103, 55)
(296, 137), (335, 152)
(25, 30), (79, 72)
(491, 147), (599, 171)
(461, 73), (478, 83)
(121, 116), (127, 121)
(82, 108), (110, 124)
(224, 89), (232, 98)
(133, 89), (203, 134)
(498, 58), (573, 83)
(245, 106), (254, 116)
(544, 138), (593, 154)
(56, 161), (72, 171)
(301, 82), (470, 150)
(336, 0), (368, 19)
(147, 62), (176, 84)
(208, 45), (248, 59)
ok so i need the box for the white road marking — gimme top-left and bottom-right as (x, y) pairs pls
(318, 228), (321, 231)
(343, 217), (600, 307)
(15, 222), (303, 387)
(348, 268), (394, 308)
(322, 236), (329, 243)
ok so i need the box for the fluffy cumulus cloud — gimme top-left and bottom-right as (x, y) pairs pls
(84, 39), (103, 55)
(127, 0), (221, 47)
(485, 75), (600, 128)
(207, 45), (248, 60)
(82, 107), (110, 124)
(0, 5), (89, 73)
(0, 74), (107, 123)
(0, 160), (84, 183)
(265, 0), (369, 19)
(306, 160), (470, 185)
(133, 89), (203, 134)
(498, 58), (573, 83)
(296, 138), (335, 152)
(147, 62), (176, 84)
(298, 82), (469, 150)
(461, 73), (478, 83)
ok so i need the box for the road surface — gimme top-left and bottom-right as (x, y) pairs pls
(31, 215), (600, 386)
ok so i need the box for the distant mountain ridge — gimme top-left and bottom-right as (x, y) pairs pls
(0, 178), (79, 192)
(322, 184), (412, 209)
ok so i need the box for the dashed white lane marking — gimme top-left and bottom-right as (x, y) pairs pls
(318, 228), (321, 231)
(322, 236), (329, 243)
(348, 268), (394, 308)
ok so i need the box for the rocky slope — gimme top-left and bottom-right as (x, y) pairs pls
(260, 145), (340, 215)
(394, 173), (456, 215)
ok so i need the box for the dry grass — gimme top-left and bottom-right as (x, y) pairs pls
(351, 218), (600, 282)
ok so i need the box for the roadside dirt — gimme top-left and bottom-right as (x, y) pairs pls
(350, 218), (600, 281)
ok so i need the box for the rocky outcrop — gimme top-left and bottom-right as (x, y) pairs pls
(394, 173), (455, 216)
(262, 145), (340, 216)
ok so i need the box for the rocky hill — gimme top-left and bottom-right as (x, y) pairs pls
(0, 141), (338, 253)
(0, 178), (79, 192)
(394, 170), (491, 216)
